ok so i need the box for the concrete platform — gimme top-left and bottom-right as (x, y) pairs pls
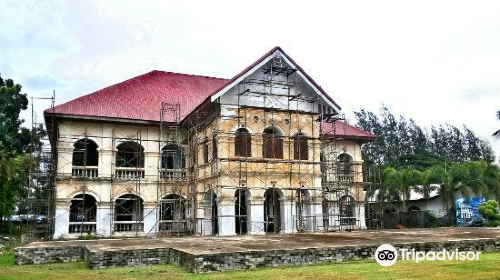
(15, 228), (500, 273)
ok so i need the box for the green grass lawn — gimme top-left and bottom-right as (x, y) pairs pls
(1, 252), (500, 280)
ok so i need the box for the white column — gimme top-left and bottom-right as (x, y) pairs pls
(310, 202), (323, 232)
(218, 200), (236, 236)
(248, 199), (265, 235)
(198, 208), (212, 236)
(53, 203), (69, 239)
(96, 203), (111, 237)
(280, 199), (296, 234)
(358, 204), (367, 230)
(197, 194), (212, 236)
(99, 150), (113, 178)
(143, 205), (158, 235)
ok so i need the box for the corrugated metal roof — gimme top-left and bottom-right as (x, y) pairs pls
(324, 121), (377, 141)
(47, 70), (228, 122)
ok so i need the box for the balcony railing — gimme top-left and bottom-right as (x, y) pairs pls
(336, 174), (354, 184)
(114, 221), (144, 232)
(69, 222), (96, 233)
(72, 166), (98, 178)
(115, 167), (145, 179)
(159, 169), (186, 181)
(158, 220), (189, 233)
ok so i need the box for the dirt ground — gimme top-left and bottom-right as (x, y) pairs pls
(19, 227), (500, 255)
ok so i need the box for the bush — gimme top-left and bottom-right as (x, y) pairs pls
(479, 200), (500, 227)
(478, 200), (500, 221)
(484, 221), (500, 227)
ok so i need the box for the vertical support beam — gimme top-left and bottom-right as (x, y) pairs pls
(248, 198), (265, 234)
(218, 198), (236, 236)
(96, 202), (111, 236)
(358, 203), (367, 230)
(310, 201), (323, 232)
(280, 198), (296, 234)
(53, 201), (69, 239)
(143, 203), (158, 235)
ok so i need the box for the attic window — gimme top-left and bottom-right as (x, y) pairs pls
(272, 54), (283, 68)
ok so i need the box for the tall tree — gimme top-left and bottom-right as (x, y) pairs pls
(464, 126), (482, 161)
(0, 75), (29, 153)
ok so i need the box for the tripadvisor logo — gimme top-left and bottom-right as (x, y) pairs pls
(375, 244), (481, 266)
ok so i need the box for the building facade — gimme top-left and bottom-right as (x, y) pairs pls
(45, 47), (375, 238)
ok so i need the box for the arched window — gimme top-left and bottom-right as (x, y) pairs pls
(69, 194), (97, 233)
(340, 195), (356, 225)
(72, 139), (99, 166)
(212, 134), (218, 160)
(338, 153), (353, 174)
(116, 142), (144, 168)
(235, 128), (251, 157)
(161, 144), (185, 169)
(262, 127), (283, 159)
(202, 138), (209, 164)
(160, 194), (186, 221)
(293, 133), (308, 160)
(115, 194), (144, 232)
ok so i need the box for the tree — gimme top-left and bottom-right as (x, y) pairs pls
(478, 200), (500, 225)
(0, 75), (40, 227)
(0, 145), (34, 223)
(483, 164), (500, 200)
(354, 106), (496, 175)
(0, 75), (29, 153)
(398, 168), (422, 209)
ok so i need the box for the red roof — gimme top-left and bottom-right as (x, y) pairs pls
(45, 47), (375, 141)
(47, 70), (228, 122)
(323, 121), (377, 141)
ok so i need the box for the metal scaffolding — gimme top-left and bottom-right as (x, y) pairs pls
(27, 55), (369, 241)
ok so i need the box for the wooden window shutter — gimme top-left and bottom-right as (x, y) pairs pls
(235, 134), (242, 156)
(212, 135), (217, 160)
(243, 133), (251, 157)
(263, 134), (272, 158)
(273, 137), (283, 159)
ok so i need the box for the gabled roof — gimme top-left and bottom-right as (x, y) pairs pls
(46, 71), (228, 122)
(323, 121), (377, 142)
(210, 46), (341, 112)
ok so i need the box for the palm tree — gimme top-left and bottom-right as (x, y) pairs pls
(483, 164), (500, 200)
(400, 168), (423, 210)
(494, 110), (500, 138)
(425, 165), (454, 212)
(379, 167), (401, 211)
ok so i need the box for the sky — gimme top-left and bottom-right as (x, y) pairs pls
(1, 0), (499, 158)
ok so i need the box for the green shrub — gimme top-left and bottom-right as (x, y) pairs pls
(479, 200), (500, 227)
(484, 221), (500, 227)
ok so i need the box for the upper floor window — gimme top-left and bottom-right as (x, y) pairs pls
(293, 132), (308, 160)
(161, 143), (185, 169)
(235, 128), (251, 157)
(72, 138), (99, 166)
(202, 138), (209, 164)
(116, 141), (144, 168)
(262, 127), (283, 159)
(212, 134), (218, 160)
(338, 153), (353, 174)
